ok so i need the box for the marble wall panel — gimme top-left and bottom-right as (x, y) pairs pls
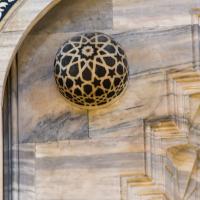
(18, 33), (89, 143)
(35, 138), (145, 200)
(36, 137), (144, 159)
(36, 169), (120, 200)
(190, 125), (200, 146)
(30, 27), (194, 76)
(112, 25), (193, 75)
(31, 0), (113, 34)
(89, 72), (167, 138)
(11, 0), (200, 200)
(18, 144), (35, 200)
(17, 29), (173, 143)
(113, 0), (200, 30)
(28, 1), (195, 76)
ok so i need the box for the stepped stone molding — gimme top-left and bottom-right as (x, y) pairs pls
(167, 67), (200, 146)
(167, 68), (200, 123)
(135, 65), (200, 200)
(119, 64), (200, 199)
(126, 56), (200, 200)
(121, 174), (168, 200)
(165, 144), (199, 200)
(145, 117), (188, 187)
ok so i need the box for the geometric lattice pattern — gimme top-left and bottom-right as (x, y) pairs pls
(0, 0), (17, 20)
(54, 32), (129, 109)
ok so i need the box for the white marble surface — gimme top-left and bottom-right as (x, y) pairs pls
(1, 0), (200, 200)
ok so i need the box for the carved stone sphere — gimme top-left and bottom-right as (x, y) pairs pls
(54, 32), (129, 109)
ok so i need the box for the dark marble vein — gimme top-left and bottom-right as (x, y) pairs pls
(37, 152), (144, 170)
(19, 112), (89, 143)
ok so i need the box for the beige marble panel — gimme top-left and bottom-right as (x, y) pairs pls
(0, 46), (15, 73)
(1, 1), (200, 200)
(36, 169), (120, 200)
(17, 28), (173, 143)
(0, 32), (22, 47)
(89, 72), (167, 138)
(36, 137), (144, 158)
(18, 144), (36, 200)
(31, 0), (113, 34)
(36, 138), (144, 173)
(18, 33), (89, 143)
(113, 0), (200, 30)
(36, 138), (145, 200)
(25, 1), (195, 76)
(165, 144), (199, 199)
(112, 26), (193, 75)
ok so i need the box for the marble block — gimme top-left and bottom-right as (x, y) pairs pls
(35, 138), (145, 200)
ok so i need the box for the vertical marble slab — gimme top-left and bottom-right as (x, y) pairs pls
(3, 72), (12, 200)
(192, 9), (200, 70)
(190, 125), (200, 146)
(19, 144), (35, 200)
(3, 58), (21, 200)
(11, 58), (19, 200)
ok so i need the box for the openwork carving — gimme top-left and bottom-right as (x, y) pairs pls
(0, 0), (17, 20)
(54, 32), (129, 108)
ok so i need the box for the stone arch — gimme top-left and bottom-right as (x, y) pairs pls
(0, 1), (61, 199)
(0, 0), (61, 104)
(1, 1), (200, 200)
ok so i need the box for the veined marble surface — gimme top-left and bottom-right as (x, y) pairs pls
(5, 0), (200, 199)
(113, 0), (200, 30)
(35, 138), (144, 200)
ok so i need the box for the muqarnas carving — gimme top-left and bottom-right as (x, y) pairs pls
(54, 32), (129, 109)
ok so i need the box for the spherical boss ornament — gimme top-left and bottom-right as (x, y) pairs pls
(54, 32), (129, 109)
